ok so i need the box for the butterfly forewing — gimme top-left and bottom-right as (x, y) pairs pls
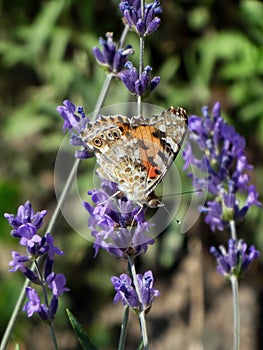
(81, 107), (187, 206)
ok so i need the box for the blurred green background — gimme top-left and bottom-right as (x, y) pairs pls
(0, 0), (263, 349)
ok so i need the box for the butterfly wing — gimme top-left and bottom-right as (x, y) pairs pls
(81, 107), (187, 205)
(130, 107), (188, 200)
(81, 115), (149, 201)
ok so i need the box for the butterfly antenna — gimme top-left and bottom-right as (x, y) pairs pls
(130, 204), (144, 229)
(159, 188), (204, 199)
(162, 204), (181, 225)
(153, 189), (204, 227)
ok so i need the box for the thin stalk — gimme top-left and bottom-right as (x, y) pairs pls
(119, 24), (130, 49)
(230, 275), (240, 350)
(137, 0), (145, 117)
(117, 305), (130, 350)
(137, 35), (145, 117)
(139, 36), (145, 78)
(93, 73), (114, 117)
(1, 22), (131, 350)
(133, 2), (148, 348)
(138, 311), (148, 350)
(128, 256), (148, 349)
(229, 220), (237, 240)
(0, 277), (29, 350)
(94, 24), (130, 117)
(34, 261), (59, 350)
(229, 219), (240, 350)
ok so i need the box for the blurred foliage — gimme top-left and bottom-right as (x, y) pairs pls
(0, 0), (263, 349)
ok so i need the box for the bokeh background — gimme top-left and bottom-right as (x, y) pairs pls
(1, 0), (263, 349)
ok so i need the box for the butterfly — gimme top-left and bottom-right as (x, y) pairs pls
(81, 106), (188, 208)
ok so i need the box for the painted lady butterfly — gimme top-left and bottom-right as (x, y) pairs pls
(81, 107), (187, 207)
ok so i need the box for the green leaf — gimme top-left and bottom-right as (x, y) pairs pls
(67, 309), (98, 350)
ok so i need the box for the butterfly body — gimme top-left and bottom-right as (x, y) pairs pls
(81, 107), (187, 207)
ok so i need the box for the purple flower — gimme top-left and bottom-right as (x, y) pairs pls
(23, 287), (57, 321)
(118, 62), (160, 96)
(45, 233), (64, 259)
(9, 251), (39, 283)
(56, 100), (88, 133)
(47, 273), (70, 297)
(93, 32), (134, 73)
(56, 100), (93, 159)
(6, 202), (69, 321)
(4, 201), (47, 235)
(119, 1), (161, 37)
(43, 234), (65, 278)
(23, 287), (43, 318)
(17, 225), (42, 248)
(83, 179), (154, 258)
(210, 239), (260, 278)
(182, 102), (261, 231)
(111, 270), (160, 311)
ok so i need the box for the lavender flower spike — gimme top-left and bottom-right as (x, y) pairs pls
(4, 200), (47, 234)
(83, 178), (154, 258)
(56, 99), (89, 134)
(5, 202), (69, 321)
(210, 239), (260, 279)
(23, 287), (43, 318)
(118, 61), (160, 96)
(119, 1), (161, 37)
(182, 102), (261, 231)
(56, 100), (93, 159)
(111, 270), (160, 311)
(93, 32), (134, 73)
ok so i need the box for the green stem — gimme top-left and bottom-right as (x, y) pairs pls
(229, 219), (237, 240)
(137, 0), (145, 117)
(0, 277), (29, 350)
(230, 275), (240, 350)
(139, 36), (145, 78)
(137, 36), (145, 117)
(117, 305), (130, 350)
(94, 24), (130, 116)
(128, 256), (148, 349)
(34, 261), (59, 350)
(93, 73), (114, 117)
(229, 219), (240, 350)
(119, 24), (130, 49)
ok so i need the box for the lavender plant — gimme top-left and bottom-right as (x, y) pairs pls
(182, 102), (261, 349)
(57, 1), (163, 348)
(2, 1), (261, 350)
(4, 201), (69, 349)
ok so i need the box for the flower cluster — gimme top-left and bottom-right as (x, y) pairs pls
(56, 99), (92, 159)
(111, 270), (160, 311)
(93, 32), (134, 73)
(183, 102), (261, 231)
(4, 201), (69, 320)
(210, 239), (259, 279)
(91, 1), (161, 97)
(83, 179), (154, 258)
(119, 61), (160, 96)
(119, 0), (161, 37)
